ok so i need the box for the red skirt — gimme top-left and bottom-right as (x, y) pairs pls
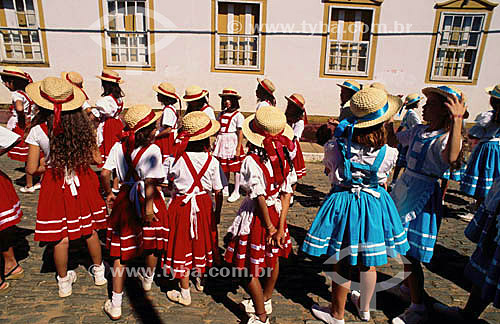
(101, 118), (124, 161)
(34, 167), (108, 242)
(154, 132), (176, 162)
(293, 139), (306, 179)
(224, 205), (292, 276)
(0, 170), (22, 232)
(7, 125), (29, 163)
(217, 145), (245, 173)
(106, 185), (168, 261)
(162, 193), (215, 278)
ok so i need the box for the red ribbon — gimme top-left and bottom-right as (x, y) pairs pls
(184, 90), (207, 100)
(250, 120), (295, 185)
(4, 70), (32, 83)
(158, 85), (182, 110)
(65, 74), (89, 100)
(259, 80), (274, 95)
(101, 72), (121, 83)
(174, 121), (213, 160)
(40, 90), (75, 136)
(120, 111), (156, 153)
(288, 95), (308, 125)
(221, 89), (238, 96)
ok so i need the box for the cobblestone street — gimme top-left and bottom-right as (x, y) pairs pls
(0, 155), (498, 324)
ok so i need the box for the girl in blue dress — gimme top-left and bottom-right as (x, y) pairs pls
(389, 86), (467, 324)
(302, 88), (409, 324)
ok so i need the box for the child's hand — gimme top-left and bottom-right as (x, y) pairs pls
(445, 94), (467, 118)
(144, 212), (159, 224)
(266, 225), (277, 245)
(106, 193), (116, 209)
(272, 228), (285, 249)
(328, 117), (339, 126)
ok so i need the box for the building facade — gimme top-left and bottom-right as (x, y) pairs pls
(0, 0), (499, 117)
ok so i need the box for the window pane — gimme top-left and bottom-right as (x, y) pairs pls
(472, 16), (482, 31)
(108, 0), (115, 14)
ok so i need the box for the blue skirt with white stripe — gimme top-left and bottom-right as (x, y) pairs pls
(461, 140), (500, 198)
(403, 182), (443, 263)
(396, 144), (408, 168)
(441, 163), (466, 181)
(301, 186), (409, 267)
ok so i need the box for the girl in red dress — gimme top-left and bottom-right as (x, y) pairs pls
(153, 82), (180, 161)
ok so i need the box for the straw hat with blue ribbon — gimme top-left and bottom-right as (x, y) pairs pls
(397, 92), (422, 116)
(337, 80), (362, 93)
(485, 84), (500, 100)
(422, 85), (465, 102)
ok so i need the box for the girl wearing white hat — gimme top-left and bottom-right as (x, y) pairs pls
(460, 84), (500, 210)
(100, 104), (168, 320)
(153, 82), (181, 162)
(225, 106), (296, 324)
(25, 77), (108, 298)
(389, 85), (467, 324)
(255, 78), (276, 110)
(183, 85), (216, 120)
(213, 88), (245, 202)
(302, 88), (409, 324)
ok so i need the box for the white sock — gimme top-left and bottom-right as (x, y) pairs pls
(233, 173), (240, 194)
(144, 271), (154, 282)
(112, 291), (123, 308)
(180, 287), (190, 299)
(409, 303), (426, 313)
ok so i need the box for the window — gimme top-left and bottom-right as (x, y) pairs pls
(101, 0), (154, 69)
(212, 0), (265, 73)
(0, 0), (48, 64)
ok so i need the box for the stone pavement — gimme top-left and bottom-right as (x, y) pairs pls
(0, 155), (499, 324)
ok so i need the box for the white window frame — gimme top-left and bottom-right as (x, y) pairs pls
(0, 0), (45, 63)
(214, 0), (262, 71)
(102, 0), (151, 68)
(430, 11), (485, 82)
(324, 5), (375, 77)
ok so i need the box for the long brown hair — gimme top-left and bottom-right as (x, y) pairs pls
(351, 123), (387, 149)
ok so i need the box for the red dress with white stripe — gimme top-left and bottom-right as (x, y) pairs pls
(225, 154), (296, 276)
(162, 152), (224, 278)
(30, 124), (107, 242)
(154, 104), (178, 162)
(96, 94), (125, 162)
(7, 90), (35, 162)
(103, 142), (168, 261)
(291, 120), (306, 179)
(213, 110), (245, 173)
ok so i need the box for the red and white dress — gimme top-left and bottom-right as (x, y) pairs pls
(0, 126), (22, 233)
(95, 95), (125, 162)
(7, 90), (35, 162)
(256, 100), (272, 111)
(103, 142), (167, 261)
(200, 103), (216, 120)
(162, 152), (224, 278)
(225, 154), (296, 276)
(25, 124), (108, 242)
(291, 119), (306, 179)
(213, 110), (245, 173)
(154, 104), (178, 162)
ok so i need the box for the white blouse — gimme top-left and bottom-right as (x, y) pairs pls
(160, 105), (178, 129)
(292, 119), (305, 140)
(201, 104), (216, 120)
(8, 91), (35, 129)
(95, 95), (123, 118)
(25, 124), (51, 160)
(468, 110), (500, 141)
(219, 111), (244, 133)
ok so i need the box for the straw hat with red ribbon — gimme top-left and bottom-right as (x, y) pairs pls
(242, 105), (295, 185)
(257, 78), (275, 96)
(153, 82), (180, 101)
(26, 77), (86, 135)
(96, 69), (123, 84)
(285, 93), (308, 124)
(218, 88), (241, 99)
(61, 71), (89, 100)
(0, 67), (33, 83)
(174, 111), (220, 160)
(121, 104), (162, 152)
(183, 85), (209, 102)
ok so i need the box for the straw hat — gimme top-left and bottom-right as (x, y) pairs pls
(153, 82), (180, 101)
(123, 104), (162, 132)
(0, 67), (32, 82)
(26, 77), (86, 111)
(96, 69), (123, 84)
(337, 80), (361, 93)
(369, 82), (388, 93)
(422, 85), (465, 102)
(61, 71), (83, 85)
(218, 88), (241, 99)
(183, 85), (209, 102)
(242, 105), (294, 148)
(257, 78), (275, 95)
(348, 88), (403, 128)
(404, 93), (422, 107)
(180, 111), (220, 141)
(485, 84), (500, 100)
(285, 93), (306, 110)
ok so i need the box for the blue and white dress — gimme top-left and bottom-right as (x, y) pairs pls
(461, 110), (500, 198)
(396, 109), (421, 167)
(301, 137), (409, 266)
(463, 178), (500, 308)
(391, 125), (457, 263)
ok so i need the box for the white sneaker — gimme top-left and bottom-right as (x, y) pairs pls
(19, 186), (36, 193)
(350, 290), (370, 321)
(103, 299), (121, 320)
(223, 187), (229, 197)
(241, 298), (272, 315)
(227, 191), (240, 203)
(138, 270), (153, 291)
(32, 183), (41, 190)
(91, 263), (107, 286)
(247, 314), (270, 324)
(289, 195), (294, 206)
(392, 307), (428, 324)
(167, 290), (191, 306)
(57, 270), (77, 298)
(311, 304), (344, 324)
(458, 213), (474, 222)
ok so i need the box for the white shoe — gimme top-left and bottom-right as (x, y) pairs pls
(138, 270), (153, 291)
(32, 183), (41, 190)
(227, 191), (240, 203)
(241, 298), (272, 315)
(350, 290), (370, 321)
(91, 263), (107, 286)
(311, 304), (344, 324)
(247, 314), (270, 324)
(223, 187), (229, 196)
(194, 276), (204, 292)
(103, 299), (121, 320)
(392, 307), (428, 324)
(19, 186), (36, 193)
(167, 290), (191, 306)
(289, 195), (294, 207)
(458, 213), (474, 222)
(57, 270), (77, 298)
